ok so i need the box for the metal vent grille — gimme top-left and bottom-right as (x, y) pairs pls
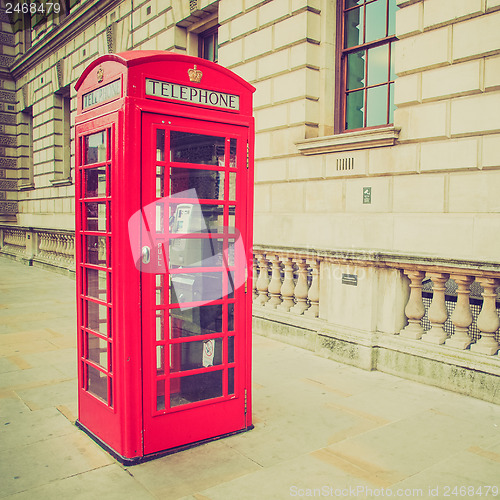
(336, 158), (354, 171)
(106, 24), (115, 53)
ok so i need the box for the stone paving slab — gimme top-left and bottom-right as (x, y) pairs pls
(1, 257), (500, 500)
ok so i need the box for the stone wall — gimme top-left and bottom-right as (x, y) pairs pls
(216, 0), (500, 263)
(9, 0), (220, 230)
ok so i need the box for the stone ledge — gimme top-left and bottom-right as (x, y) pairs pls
(253, 244), (500, 274)
(295, 126), (400, 155)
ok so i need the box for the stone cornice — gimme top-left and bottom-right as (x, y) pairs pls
(10, 0), (118, 80)
(295, 126), (400, 155)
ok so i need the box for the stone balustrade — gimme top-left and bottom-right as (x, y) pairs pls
(398, 268), (500, 356)
(1, 228), (26, 255)
(252, 250), (320, 319)
(252, 247), (500, 358)
(0, 225), (75, 274)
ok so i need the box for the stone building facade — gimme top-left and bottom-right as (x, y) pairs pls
(1, 0), (500, 402)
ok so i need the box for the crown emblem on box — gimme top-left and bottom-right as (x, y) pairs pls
(188, 65), (203, 83)
(96, 67), (104, 83)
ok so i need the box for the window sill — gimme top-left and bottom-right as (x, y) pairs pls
(295, 126), (400, 155)
(18, 182), (35, 191)
(50, 177), (72, 187)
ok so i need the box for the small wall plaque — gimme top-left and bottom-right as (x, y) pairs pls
(363, 187), (371, 204)
(342, 273), (358, 286)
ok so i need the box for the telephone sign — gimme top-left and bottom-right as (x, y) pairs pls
(74, 51), (255, 464)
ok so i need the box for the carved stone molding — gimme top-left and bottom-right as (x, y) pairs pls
(296, 127), (400, 155)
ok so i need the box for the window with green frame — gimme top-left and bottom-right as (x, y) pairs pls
(199, 26), (219, 63)
(340, 0), (398, 131)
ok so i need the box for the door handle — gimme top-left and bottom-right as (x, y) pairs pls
(142, 246), (151, 264)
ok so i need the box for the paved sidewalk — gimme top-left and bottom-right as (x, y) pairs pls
(1, 256), (500, 500)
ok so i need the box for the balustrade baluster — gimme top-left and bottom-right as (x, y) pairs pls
(446, 275), (474, 350)
(400, 270), (426, 339)
(55, 235), (63, 261)
(471, 278), (500, 356)
(69, 235), (75, 264)
(422, 272), (450, 345)
(49, 234), (57, 259)
(304, 259), (320, 318)
(265, 254), (283, 309)
(38, 233), (47, 257)
(290, 259), (309, 315)
(277, 256), (295, 312)
(252, 256), (258, 301)
(62, 235), (71, 263)
(255, 253), (270, 306)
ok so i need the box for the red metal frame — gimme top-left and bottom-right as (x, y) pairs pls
(75, 51), (255, 463)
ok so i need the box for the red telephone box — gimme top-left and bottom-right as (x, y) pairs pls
(74, 51), (255, 463)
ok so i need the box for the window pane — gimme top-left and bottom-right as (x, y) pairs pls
(228, 336), (235, 363)
(366, 85), (388, 127)
(87, 333), (108, 369)
(228, 303), (234, 331)
(346, 89), (365, 130)
(84, 131), (106, 165)
(157, 345), (165, 374)
(156, 274), (167, 305)
(170, 237), (224, 268)
(170, 272), (224, 304)
(86, 202), (107, 232)
(390, 42), (396, 81)
(156, 310), (166, 341)
(170, 338), (223, 372)
(86, 268), (107, 301)
(85, 167), (106, 198)
(87, 365), (108, 403)
(229, 172), (236, 200)
(346, 0), (363, 8)
(365, 0), (387, 43)
(171, 304), (223, 338)
(367, 44), (389, 86)
(157, 379), (165, 411)
(157, 166), (165, 198)
(388, 0), (397, 36)
(170, 131), (225, 166)
(86, 235), (106, 266)
(204, 36), (214, 62)
(228, 367), (235, 395)
(228, 271), (235, 299)
(171, 168), (224, 200)
(344, 6), (364, 48)
(169, 203), (225, 234)
(157, 129), (165, 161)
(229, 138), (237, 168)
(389, 82), (395, 123)
(346, 50), (366, 90)
(87, 301), (107, 335)
(156, 202), (164, 233)
(171, 370), (223, 407)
